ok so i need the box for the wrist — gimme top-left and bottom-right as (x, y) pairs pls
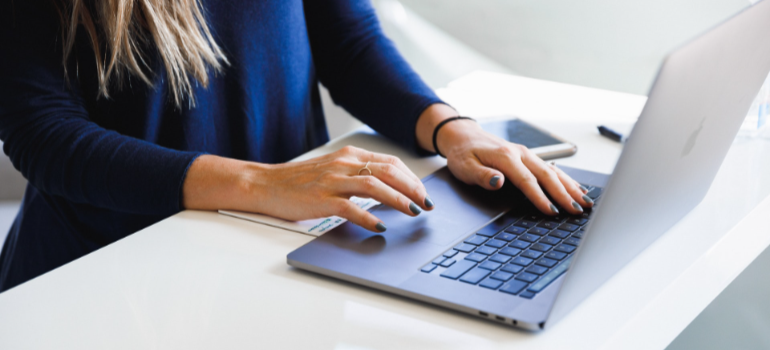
(435, 118), (482, 157)
(415, 103), (460, 152)
(182, 154), (270, 211)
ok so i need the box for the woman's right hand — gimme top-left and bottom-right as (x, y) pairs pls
(182, 146), (434, 232)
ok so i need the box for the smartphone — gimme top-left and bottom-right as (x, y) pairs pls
(480, 117), (577, 160)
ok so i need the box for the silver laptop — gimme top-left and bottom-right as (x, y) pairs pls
(288, 0), (770, 331)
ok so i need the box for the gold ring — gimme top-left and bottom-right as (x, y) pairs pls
(358, 161), (372, 176)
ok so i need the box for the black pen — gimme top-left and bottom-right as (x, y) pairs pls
(597, 125), (626, 143)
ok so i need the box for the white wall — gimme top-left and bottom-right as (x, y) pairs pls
(399, 0), (750, 95)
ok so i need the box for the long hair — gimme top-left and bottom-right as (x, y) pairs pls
(58, 0), (228, 107)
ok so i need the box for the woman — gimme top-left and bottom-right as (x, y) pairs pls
(0, 0), (592, 292)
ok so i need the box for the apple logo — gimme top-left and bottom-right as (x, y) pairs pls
(681, 117), (706, 157)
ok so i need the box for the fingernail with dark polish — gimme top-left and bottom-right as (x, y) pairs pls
(572, 201), (584, 212)
(489, 176), (501, 188)
(424, 197), (435, 208)
(549, 203), (560, 215)
(579, 185), (589, 193)
(375, 222), (387, 232)
(409, 202), (422, 215)
(582, 194), (594, 205)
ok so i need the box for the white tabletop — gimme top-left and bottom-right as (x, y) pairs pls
(1, 71), (769, 350)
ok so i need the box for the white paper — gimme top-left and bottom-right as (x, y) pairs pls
(218, 196), (380, 236)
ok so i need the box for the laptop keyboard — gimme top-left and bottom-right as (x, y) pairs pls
(421, 185), (603, 299)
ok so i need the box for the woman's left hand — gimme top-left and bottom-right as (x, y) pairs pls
(416, 104), (594, 216)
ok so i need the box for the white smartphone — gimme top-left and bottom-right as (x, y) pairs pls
(480, 116), (577, 160)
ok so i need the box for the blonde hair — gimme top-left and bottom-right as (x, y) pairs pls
(59, 0), (228, 107)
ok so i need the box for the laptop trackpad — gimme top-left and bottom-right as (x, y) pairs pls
(368, 168), (522, 246)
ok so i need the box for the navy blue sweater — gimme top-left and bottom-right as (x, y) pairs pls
(0, 0), (441, 291)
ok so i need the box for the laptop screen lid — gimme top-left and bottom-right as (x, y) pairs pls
(545, 0), (770, 328)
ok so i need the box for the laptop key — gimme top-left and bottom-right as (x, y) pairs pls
(474, 246), (497, 255)
(490, 271), (514, 281)
(586, 187), (603, 199)
(432, 256), (447, 265)
(479, 278), (504, 290)
(477, 215), (518, 237)
(499, 247), (522, 256)
(514, 220), (538, 229)
(464, 235), (488, 246)
(545, 251), (568, 260)
(520, 234), (540, 243)
(538, 221), (561, 230)
(511, 256), (534, 266)
(515, 272), (539, 283)
(454, 243), (476, 253)
(421, 264), (437, 273)
(539, 236), (561, 245)
(558, 223), (580, 232)
(565, 237), (581, 246)
(499, 280), (529, 295)
(440, 259), (456, 268)
(526, 265), (549, 275)
(530, 243), (552, 252)
(459, 267), (492, 284)
(485, 239), (508, 249)
(494, 232), (517, 242)
(521, 250), (543, 259)
(536, 258), (558, 268)
(519, 291), (536, 299)
(465, 253), (487, 262)
(554, 244), (577, 254)
(567, 218), (588, 226)
(573, 230), (585, 239)
(489, 254), (512, 264)
(443, 250), (459, 258)
(549, 230), (571, 239)
(501, 263), (524, 274)
(440, 260), (476, 279)
(527, 227), (550, 236)
(509, 240), (531, 249)
(504, 226), (526, 235)
(479, 261), (502, 270)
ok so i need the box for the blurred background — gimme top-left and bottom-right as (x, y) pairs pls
(1, 0), (767, 347)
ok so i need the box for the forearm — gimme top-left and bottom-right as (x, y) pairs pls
(0, 109), (202, 215)
(182, 155), (269, 211)
(304, 0), (443, 154)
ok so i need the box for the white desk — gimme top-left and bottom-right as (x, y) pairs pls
(1, 72), (769, 350)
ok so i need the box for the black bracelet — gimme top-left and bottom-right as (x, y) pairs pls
(432, 116), (476, 158)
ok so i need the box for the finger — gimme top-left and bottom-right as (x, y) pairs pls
(360, 152), (433, 209)
(478, 148), (558, 215)
(448, 155), (504, 191)
(361, 152), (422, 184)
(344, 176), (424, 217)
(548, 161), (588, 194)
(366, 162), (433, 210)
(330, 199), (388, 233)
(550, 164), (594, 207)
(521, 153), (584, 215)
